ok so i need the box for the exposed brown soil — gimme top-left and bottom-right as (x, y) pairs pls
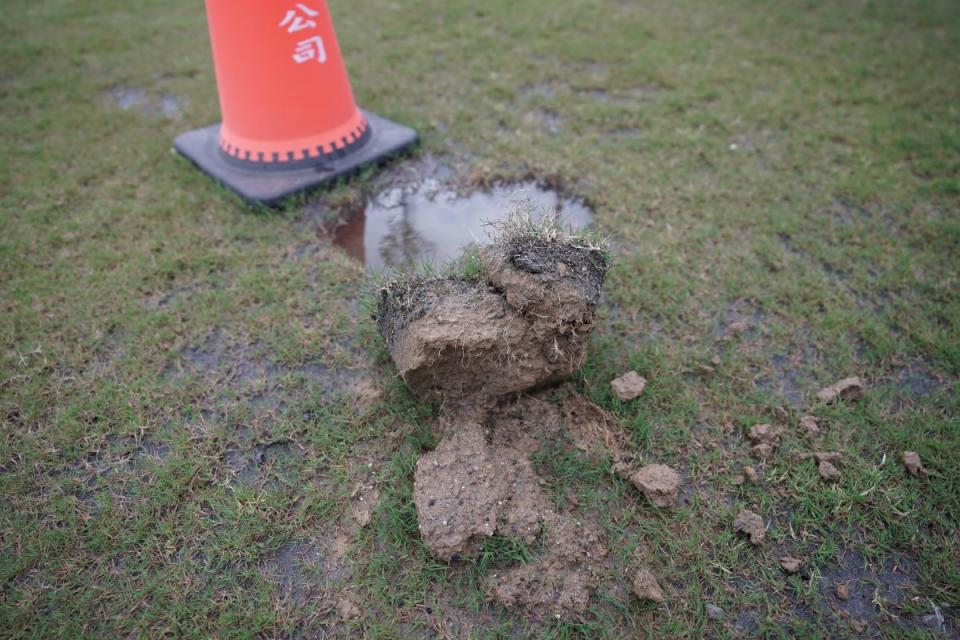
(487, 512), (608, 617)
(413, 422), (547, 562)
(560, 391), (631, 460)
(413, 406), (610, 617)
(747, 422), (783, 460)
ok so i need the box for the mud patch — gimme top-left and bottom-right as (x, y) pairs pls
(105, 85), (184, 120)
(752, 331), (823, 409)
(261, 530), (353, 610)
(711, 300), (765, 344)
(816, 551), (950, 635)
(224, 440), (299, 488)
(413, 422), (547, 561)
(330, 179), (592, 272)
(172, 329), (365, 412)
(522, 108), (563, 135)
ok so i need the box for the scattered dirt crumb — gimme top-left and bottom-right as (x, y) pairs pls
(560, 392), (630, 461)
(351, 377), (383, 410)
(706, 603), (725, 620)
(751, 443), (774, 459)
(850, 618), (868, 633)
(626, 464), (681, 508)
(632, 569), (665, 603)
(610, 371), (647, 401)
(337, 594), (362, 620)
(814, 451), (842, 464)
(779, 556), (802, 574)
(747, 423), (781, 459)
(743, 466), (759, 483)
(817, 376), (865, 404)
(836, 583), (850, 600)
(799, 415), (821, 435)
(733, 509), (766, 545)
(723, 320), (750, 341)
(350, 484), (380, 528)
(748, 423), (781, 445)
(901, 451), (926, 477)
(818, 460), (842, 482)
(488, 512), (607, 617)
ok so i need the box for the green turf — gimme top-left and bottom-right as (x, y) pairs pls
(1, 0), (958, 638)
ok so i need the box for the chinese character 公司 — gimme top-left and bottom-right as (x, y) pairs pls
(279, 3), (319, 33)
(293, 35), (326, 64)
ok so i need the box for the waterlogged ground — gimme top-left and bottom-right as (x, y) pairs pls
(2, 0), (959, 638)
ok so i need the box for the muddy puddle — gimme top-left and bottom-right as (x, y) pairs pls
(332, 181), (593, 272)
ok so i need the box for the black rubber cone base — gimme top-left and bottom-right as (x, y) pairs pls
(173, 110), (417, 205)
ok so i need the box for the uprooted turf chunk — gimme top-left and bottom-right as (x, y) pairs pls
(376, 232), (608, 405)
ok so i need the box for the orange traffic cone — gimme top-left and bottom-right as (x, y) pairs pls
(174, 0), (416, 204)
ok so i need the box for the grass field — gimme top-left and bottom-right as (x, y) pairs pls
(1, 0), (959, 638)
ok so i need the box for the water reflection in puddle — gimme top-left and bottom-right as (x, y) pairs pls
(332, 181), (593, 272)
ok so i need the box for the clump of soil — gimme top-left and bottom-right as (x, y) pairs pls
(746, 423), (782, 459)
(799, 415), (821, 434)
(901, 451), (926, 477)
(626, 464), (682, 508)
(610, 370), (647, 401)
(376, 231), (608, 405)
(817, 376), (865, 403)
(780, 556), (802, 574)
(632, 569), (665, 603)
(733, 509), (766, 545)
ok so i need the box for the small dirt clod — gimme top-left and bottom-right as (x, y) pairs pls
(706, 603), (725, 620)
(799, 415), (821, 435)
(814, 451), (842, 464)
(901, 451), (926, 477)
(780, 556), (802, 574)
(610, 370), (647, 401)
(818, 459), (842, 482)
(632, 569), (665, 603)
(628, 464), (682, 508)
(817, 376), (865, 404)
(723, 320), (749, 341)
(337, 594), (362, 621)
(733, 509), (766, 545)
